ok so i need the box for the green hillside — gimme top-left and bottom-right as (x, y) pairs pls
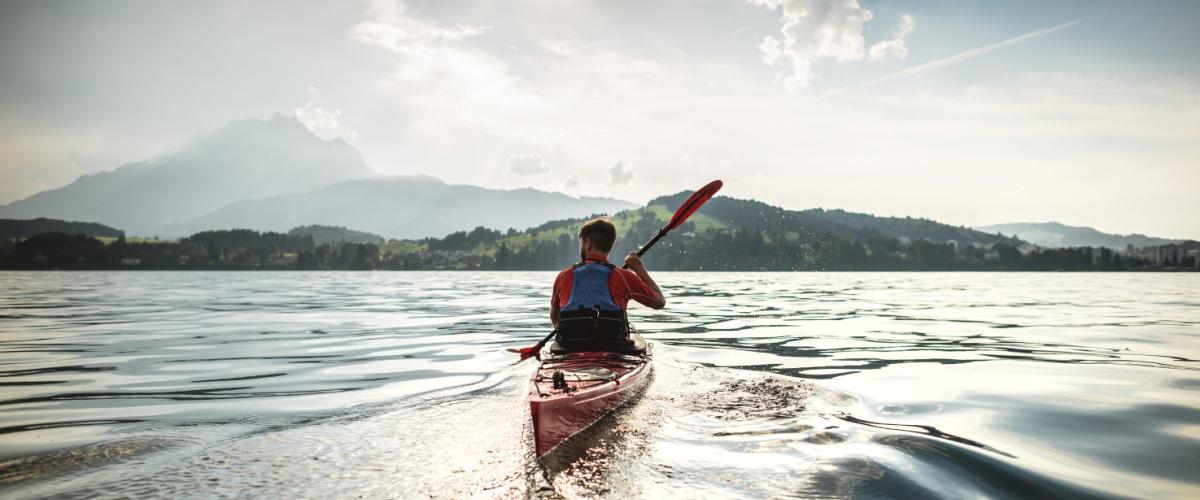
(0, 218), (124, 240)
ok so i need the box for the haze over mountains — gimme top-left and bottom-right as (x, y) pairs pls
(172, 176), (637, 240)
(973, 222), (1182, 249)
(0, 116), (635, 239)
(0, 116), (375, 236)
(2, 115), (1190, 246)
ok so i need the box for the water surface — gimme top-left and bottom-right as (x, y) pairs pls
(0, 271), (1197, 498)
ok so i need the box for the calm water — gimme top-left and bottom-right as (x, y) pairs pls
(0, 271), (1197, 499)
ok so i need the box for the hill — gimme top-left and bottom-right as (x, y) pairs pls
(0, 115), (376, 236)
(974, 222), (1179, 249)
(644, 192), (1016, 248)
(0, 218), (125, 240)
(377, 192), (1041, 271)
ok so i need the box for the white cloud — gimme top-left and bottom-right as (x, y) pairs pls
(868, 14), (915, 61)
(293, 86), (357, 142)
(749, 0), (916, 90)
(564, 174), (580, 188)
(509, 153), (551, 175)
(608, 161), (634, 185)
(349, 0), (548, 147)
(351, 0), (489, 49)
(749, 0), (881, 90)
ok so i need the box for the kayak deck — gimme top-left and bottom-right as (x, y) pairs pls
(529, 348), (652, 457)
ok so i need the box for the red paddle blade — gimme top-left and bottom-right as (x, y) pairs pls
(667, 180), (723, 230)
(508, 346), (540, 360)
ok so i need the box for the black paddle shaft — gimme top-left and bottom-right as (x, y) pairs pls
(534, 329), (557, 349)
(622, 229), (668, 270)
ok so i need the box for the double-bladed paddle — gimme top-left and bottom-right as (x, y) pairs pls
(509, 180), (724, 361)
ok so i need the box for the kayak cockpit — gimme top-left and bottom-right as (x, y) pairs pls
(548, 331), (648, 355)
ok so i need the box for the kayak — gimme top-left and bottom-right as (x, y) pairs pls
(528, 342), (652, 457)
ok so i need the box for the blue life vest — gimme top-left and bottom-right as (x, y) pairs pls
(557, 260), (630, 346)
(563, 261), (621, 312)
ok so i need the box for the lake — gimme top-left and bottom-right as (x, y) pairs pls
(0, 271), (1197, 498)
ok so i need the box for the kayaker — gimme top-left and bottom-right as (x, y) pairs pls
(550, 217), (665, 353)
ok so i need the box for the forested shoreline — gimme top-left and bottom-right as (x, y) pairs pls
(1, 225), (1191, 272)
(3, 194), (1196, 272)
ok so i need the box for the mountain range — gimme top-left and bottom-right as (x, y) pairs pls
(2, 115), (1189, 247)
(169, 175), (635, 240)
(973, 222), (1181, 249)
(0, 116), (635, 239)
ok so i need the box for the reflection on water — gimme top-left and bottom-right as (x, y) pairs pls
(0, 271), (1197, 498)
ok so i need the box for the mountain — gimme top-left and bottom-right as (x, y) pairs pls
(0, 218), (124, 240)
(648, 192), (1017, 247)
(0, 115), (376, 235)
(170, 175), (638, 239)
(974, 222), (1179, 249)
(803, 209), (1015, 246)
(1, 115), (634, 239)
(385, 191), (1038, 271)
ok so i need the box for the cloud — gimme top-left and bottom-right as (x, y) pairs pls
(509, 153), (551, 175)
(857, 19), (1081, 90)
(750, 0), (910, 90)
(868, 14), (915, 61)
(293, 86), (357, 142)
(351, 0), (489, 50)
(349, 0), (547, 145)
(564, 174), (580, 188)
(608, 161), (634, 185)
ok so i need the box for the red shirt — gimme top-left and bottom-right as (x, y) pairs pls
(553, 256), (658, 310)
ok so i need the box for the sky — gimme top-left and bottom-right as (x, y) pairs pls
(1, 0), (1198, 239)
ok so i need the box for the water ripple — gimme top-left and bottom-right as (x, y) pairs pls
(0, 271), (1196, 498)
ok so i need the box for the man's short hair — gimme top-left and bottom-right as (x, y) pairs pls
(579, 217), (617, 252)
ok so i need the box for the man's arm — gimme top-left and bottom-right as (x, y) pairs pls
(624, 252), (666, 309)
(550, 296), (561, 327)
(550, 271), (564, 327)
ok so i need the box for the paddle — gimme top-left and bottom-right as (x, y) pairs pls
(509, 180), (724, 361)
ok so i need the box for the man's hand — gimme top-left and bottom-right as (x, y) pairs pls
(625, 251), (666, 309)
(625, 251), (646, 272)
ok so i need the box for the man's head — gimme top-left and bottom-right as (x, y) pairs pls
(579, 217), (617, 260)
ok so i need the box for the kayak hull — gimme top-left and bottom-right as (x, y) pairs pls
(529, 349), (652, 457)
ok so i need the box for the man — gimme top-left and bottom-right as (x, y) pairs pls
(550, 217), (665, 353)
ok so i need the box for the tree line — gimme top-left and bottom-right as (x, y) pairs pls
(0, 221), (1174, 271)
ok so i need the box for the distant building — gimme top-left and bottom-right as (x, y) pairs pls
(120, 258), (141, 266)
(1157, 244), (1184, 267)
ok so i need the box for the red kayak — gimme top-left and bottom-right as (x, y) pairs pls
(529, 344), (652, 457)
